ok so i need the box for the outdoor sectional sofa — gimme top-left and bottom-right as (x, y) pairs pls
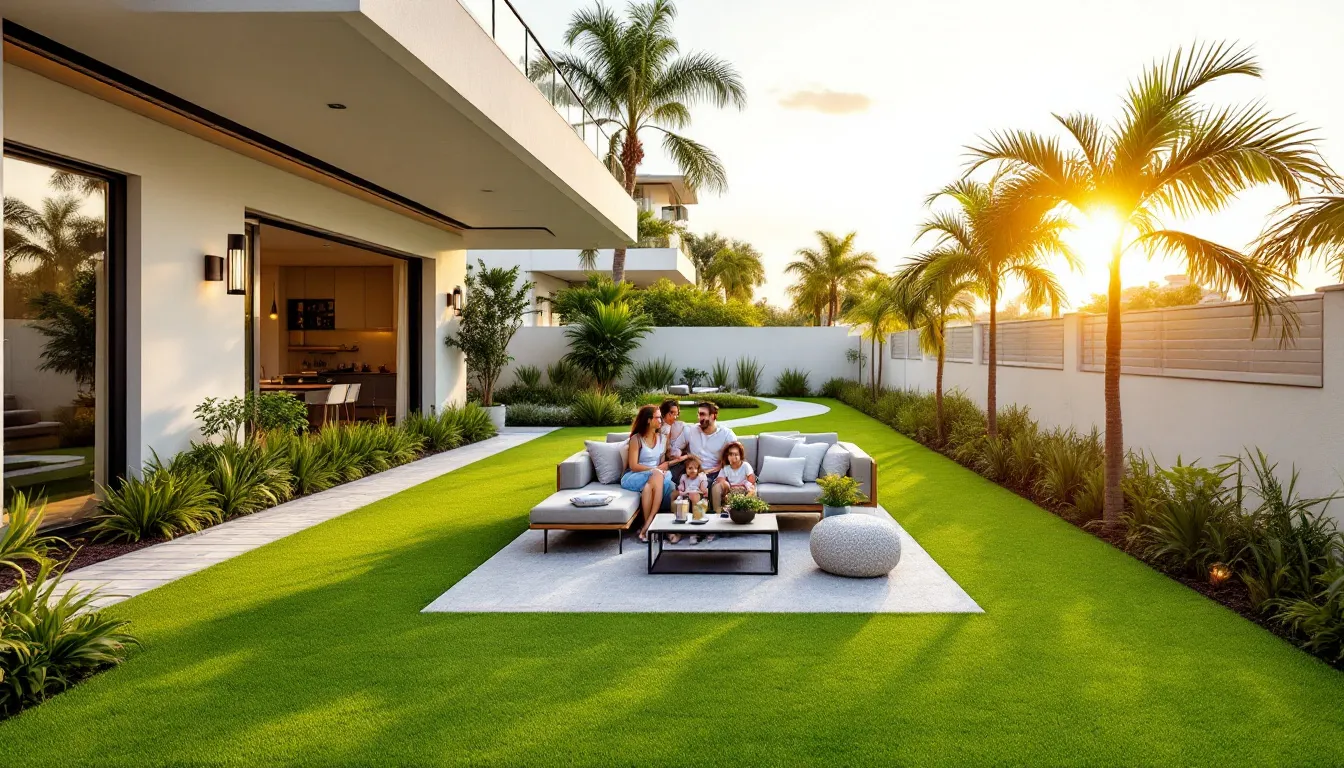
(528, 431), (877, 552)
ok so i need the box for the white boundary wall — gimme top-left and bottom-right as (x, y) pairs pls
(884, 285), (1344, 506)
(506, 326), (861, 394)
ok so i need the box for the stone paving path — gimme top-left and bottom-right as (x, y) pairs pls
(60, 428), (557, 608)
(720, 397), (829, 428)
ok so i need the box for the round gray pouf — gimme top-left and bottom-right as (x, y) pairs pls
(810, 514), (902, 577)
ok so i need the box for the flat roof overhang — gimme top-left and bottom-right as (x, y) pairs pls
(0, 0), (636, 250)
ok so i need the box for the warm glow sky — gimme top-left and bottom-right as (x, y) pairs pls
(514, 0), (1344, 308)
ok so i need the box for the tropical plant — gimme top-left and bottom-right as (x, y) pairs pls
(194, 392), (310, 442)
(704, 240), (766, 301)
(1034, 428), (1104, 510)
(1139, 462), (1239, 576)
(0, 561), (137, 717)
(440, 403), (497, 444)
(815, 474), (867, 508)
(562, 300), (652, 392)
(549, 274), (636, 324)
(1255, 195), (1344, 280)
(569, 391), (631, 426)
(400, 411), (464, 454)
(735, 356), (763, 396)
(631, 357), (678, 392)
(1274, 565), (1344, 663)
(27, 267), (97, 392)
(90, 459), (220, 542)
(683, 231), (728, 289)
(635, 208), (683, 248)
(556, 0), (746, 282)
(902, 173), (1073, 441)
(0, 492), (63, 573)
(514, 364), (542, 389)
(709, 358), (732, 389)
(546, 359), (588, 390)
(843, 275), (900, 396)
(266, 432), (338, 497)
(786, 231), (877, 326)
(2, 195), (104, 294)
(187, 440), (293, 519)
(774, 368), (810, 397)
(891, 261), (979, 444)
(445, 261), (534, 406)
(680, 367), (707, 389)
(633, 279), (762, 326)
(968, 42), (1333, 522)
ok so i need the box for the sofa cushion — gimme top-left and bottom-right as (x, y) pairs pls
(804, 432), (839, 446)
(759, 433), (803, 462)
(789, 440), (831, 482)
(557, 450), (595, 490)
(529, 486), (641, 525)
(667, 384), (690, 396)
(821, 443), (852, 478)
(739, 435), (759, 468)
(757, 482), (823, 505)
(605, 432), (631, 443)
(758, 456), (806, 486)
(586, 439), (627, 485)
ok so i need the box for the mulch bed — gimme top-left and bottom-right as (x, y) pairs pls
(0, 533), (164, 591)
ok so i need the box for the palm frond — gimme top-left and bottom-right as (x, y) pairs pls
(1254, 195), (1344, 278)
(654, 128), (728, 194)
(647, 51), (747, 110)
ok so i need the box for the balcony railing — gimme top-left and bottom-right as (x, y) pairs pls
(458, 0), (610, 161)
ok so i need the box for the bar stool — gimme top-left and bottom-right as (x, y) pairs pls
(303, 389), (327, 429)
(342, 383), (362, 423)
(322, 384), (350, 427)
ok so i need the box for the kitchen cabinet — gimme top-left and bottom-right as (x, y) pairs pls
(333, 269), (364, 329)
(363, 267), (394, 329)
(305, 267), (335, 300)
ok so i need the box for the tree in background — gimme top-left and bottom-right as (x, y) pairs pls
(902, 173), (1073, 440)
(4, 195), (104, 295)
(683, 231), (728, 288)
(705, 240), (766, 301)
(786, 231), (877, 326)
(578, 210), (686, 270)
(563, 301), (653, 392)
(444, 261), (535, 407)
(969, 42), (1333, 522)
(635, 279), (762, 326)
(844, 274), (902, 395)
(29, 267), (98, 394)
(1077, 281), (1210, 314)
(891, 265), (979, 445)
(755, 300), (811, 327)
(785, 268), (829, 326)
(557, 0), (745, 283)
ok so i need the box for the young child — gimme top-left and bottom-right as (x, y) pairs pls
(677, 456), (709, 545)
(715, 441), (757, 511)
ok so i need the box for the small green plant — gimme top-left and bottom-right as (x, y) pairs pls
(401, 410), (465, 453)
(725, 493), (769, 515)
(90, 459), (221, 542)
(445, 261), (535, 406)
(735, 356), (764, 395)
(974, 436), (1013, 482)
(1, 492), (64, 573)
(774, 368), (810, 397)
(631, 357), (677, 392)
(514, 364), (542, 389)
(546, 359), (587, 390)
(187, 440), (293, 519)
(1034, 428), (1103, 509)
(1274, 565), (1344, 663)
(818, 377), (850, 399)
(504, 403), (575, 427)
(636, 392), (759, 409)
(0, 561), (138, 717)
(1139, 462), (1239, 576)
(569, 391), (631, 426)
(815, 474), (866, 508)
(272, 432), (339, 497)
(681, 367), (708, 389)
(441, 403), (497, 443)
(710, 358), (733, 390)
(194, 392), (310, 442)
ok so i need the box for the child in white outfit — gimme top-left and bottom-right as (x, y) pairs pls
(676, 456), (709, 503)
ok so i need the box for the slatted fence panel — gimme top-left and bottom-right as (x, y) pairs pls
(890, 329), (911, 359)
(980, 318), (1065, 369)
(946, 325), (974, 363)
(1078, 295), (1323, 387)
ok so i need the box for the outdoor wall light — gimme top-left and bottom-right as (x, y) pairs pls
(226, 234), (247, 295)
(204, 254), (224, 282)
(451, 286), (464, 315)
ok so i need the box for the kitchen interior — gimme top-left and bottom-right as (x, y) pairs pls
(257, 225), (406, 424)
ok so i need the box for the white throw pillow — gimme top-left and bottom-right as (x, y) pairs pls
(758, 456), (806, 487)
(759, 433), (803, 461)
(821, 443), (852, 478)
(585, 439), (627, 485)
(789, 440), (831, 482)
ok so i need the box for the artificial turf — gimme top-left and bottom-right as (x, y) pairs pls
(3, 400), (1344, 766)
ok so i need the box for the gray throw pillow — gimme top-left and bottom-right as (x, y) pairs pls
(585, 439), (627, 485)
(758, 456), (806, 487)
(759, 433), (803, 461)
(789, 440), (831, 482)
(821, 443), (852, 478)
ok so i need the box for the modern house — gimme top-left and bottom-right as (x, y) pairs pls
(0, 0), (635, 524)
(474, 174), (698, 326)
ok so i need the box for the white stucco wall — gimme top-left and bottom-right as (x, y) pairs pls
(883, 287), (1344, 508)
(2, 320), (82, 420)
(4, 64), (465, 473)
(505, 325), (861, 394)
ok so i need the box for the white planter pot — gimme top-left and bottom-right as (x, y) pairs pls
(822, 504), (850, 518)
(485, 404), (506, 431)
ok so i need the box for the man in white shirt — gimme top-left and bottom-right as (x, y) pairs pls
(672, 402), (737, 512)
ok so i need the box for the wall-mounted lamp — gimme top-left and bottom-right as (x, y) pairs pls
(204, 254), (224, 282)
(226, 233), (247, 295)
(450, 286), (464, 316)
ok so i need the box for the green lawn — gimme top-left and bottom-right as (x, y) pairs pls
(4, 400), (1344, 766)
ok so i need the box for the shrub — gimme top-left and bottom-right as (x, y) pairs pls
(546, 359), (587, 390)
(1122, 451), (1168, 539)
(57, 404), (96, 447)
(1072, 467), (1107, 521)
(632, 279), (763, 327)
(90, 459), (220, 542)
(0, 492), (63, 572)
(188, 440), (293, 519)
(680, 367), (708, 389)
(1275, 565), (1344, 663)
(816, 474), (867, 507)
(631, 357), (677, 392)
(444, 260), (534, 406)
(996, 405), (1035, 442)
(549, 274), (634, 324)
(774, 368), (810, 397)
(194, 392), (310, 442)
(637, 392), (760, 410)
(562, 301), (652, 392)
(735, 357), (764, 395)
(275, 433), (339, 497)
(725, 493), (770, 516)
(401, 411), (464, 454)
(513, 364), (542, 389)
(0, 561), (137, 718)
(436, 403), (496, 445)
(570, 391), (632, 426)
(1034, 428), (1103, 509)
(818, 377), (850, 399)
(1139, 462), (1240, 576)
(505, 403), (575, 427)
(710, 358), (733, 390)
(975, 436), (1013, 483)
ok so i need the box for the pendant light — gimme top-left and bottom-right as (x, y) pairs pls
(268, 279), (279, 320)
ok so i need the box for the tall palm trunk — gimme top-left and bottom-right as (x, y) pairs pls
(828, 284), (839, 326)
(935, 342), (947, 446)
(869, 334), (877, 395)
(1102, 248), (1125, 523)
(986, 287), (999, 438)
(613, 132), (645, 284)
(877, 339), (884, 394)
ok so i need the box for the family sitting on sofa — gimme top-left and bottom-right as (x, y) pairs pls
(624, 399), (756, 544)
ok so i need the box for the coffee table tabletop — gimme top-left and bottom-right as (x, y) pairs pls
(648, 512), (779, 534)
(647, 513), (779, 575)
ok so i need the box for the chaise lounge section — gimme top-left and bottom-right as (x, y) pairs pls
(527, 431), (877, 552)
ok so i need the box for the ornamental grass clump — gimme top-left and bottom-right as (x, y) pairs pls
(90, 457), (220, 543)
(773, 368), (810, 397)
(0, 492), (63, 573)
(631, 357), (677, 393)
(735, 356), (763, 395)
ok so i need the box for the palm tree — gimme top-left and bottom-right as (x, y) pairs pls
(891, 266), (979, 444)
(967, 41), (1334, 522)
(557, 0), (745, 283)
(904, 174), (1073, 439)
(786, 231), (877, 326)
(785, 269), (828, 326)
(29, 267), (98, 393)
(1254, 196), (1344, 278)
(4, 195), (104, 293)
(562, 300), (653, 392)
(705, 240), (766, 301)
(683, 231), (728, 289)
(845, 274), (902, 395)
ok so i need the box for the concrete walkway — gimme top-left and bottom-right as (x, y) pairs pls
(720, 397), (829, 428)
(61, 428), (557, 608)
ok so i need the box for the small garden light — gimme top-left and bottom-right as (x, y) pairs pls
(1209, 563), (1232, 587)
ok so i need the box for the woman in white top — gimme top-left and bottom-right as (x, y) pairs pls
(658, 399), (688, 481)
(622, 405), (675, 542)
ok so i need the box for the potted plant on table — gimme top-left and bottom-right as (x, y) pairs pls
(816, 474), (867, 518)
(444, 260), (534, 430)
(725, 493), (770, 524)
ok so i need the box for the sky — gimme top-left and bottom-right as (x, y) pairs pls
(512, 0), (1344, 308)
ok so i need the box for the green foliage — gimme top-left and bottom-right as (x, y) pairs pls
(818, 377), (850, 399)
(755, 301), (812, 327)
(1034, 428), (1103, 511)
(504, 403), (576, 428)
(185, 440), (293, 519)
(725, 493), (770, 515)
(635, 392), (760, 409)
(546, 359), (588, 391)
(549, 275), (634, 324)
(709, 358), (732, 389)
(773, 368), (811, 397)
(513, 364), (542, 389)
(1, 492), (63, 573)
(735, 356), (764, 395)
(441, 403), (497, 444)
(815, 474), (867, 507)
(444, 260), (534, 406)
(401, 411), (465, 454)
(562, 300), (652, 392)
(272, 431), (339, 497)
(90, 458), (220, 543)
(680, 367), (708, 389)
(1274, 566), (1344, 663)
(28, 266), (97, 391)
(0, 561), (137, 717)
(631, 357), (677, 392)
(633, 279), (763, 327)
(194, 392), (309, 442)
(1139, 462), (1241, 576)
(569, 391), (633, 427)
(1079, 281), (1210, 314)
